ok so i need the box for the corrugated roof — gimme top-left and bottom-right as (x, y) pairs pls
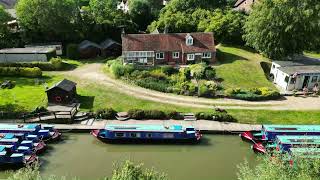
(278, 66), (320, 75)
(78, 40), (101, 50)
(0, 47), (56, 54)
(46, 79), (77, 92)
(122, 32), (216, 53)
(100, 39), (121, 49)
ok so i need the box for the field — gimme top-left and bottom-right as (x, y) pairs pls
(215, 45), (275, 89)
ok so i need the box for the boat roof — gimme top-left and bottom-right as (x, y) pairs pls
(105, 124), (193, 132)
(4, 133), (14, 139)
(17, 146), (30, 150)
(0, 138), (18, 142)
(0, 146), (6, 152)
(276, 136), (320, 144)
(0, 124), (39, 131)
(10, 153), (24, 157)
(21, 140), (32, 143)
(263, 125), (320, 132)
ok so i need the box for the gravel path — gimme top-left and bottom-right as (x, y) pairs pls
(62, 63), (320, 110)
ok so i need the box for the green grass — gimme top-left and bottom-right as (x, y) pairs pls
(0, 74), (63, 111)
(304, 51), (320, 59)
(215, 45), (275, 89)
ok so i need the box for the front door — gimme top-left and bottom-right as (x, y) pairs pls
(302, 76), (310, 88)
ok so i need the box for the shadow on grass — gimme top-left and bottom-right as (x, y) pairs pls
(77, 95), (95, 109)
(215, 49), (249, 66)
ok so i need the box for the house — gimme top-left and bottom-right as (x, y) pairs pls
(46, 79), (77, 105)
(0, 47), (56, 63)
(117, 0), (129, 13)
(78, 40), (101, 59)
(25, 43), (63, 56)
(234, 0), (257, 12)
(100, 39), (122, 57)
(270, 57), (320, 91)
(121, 32), (216, 66)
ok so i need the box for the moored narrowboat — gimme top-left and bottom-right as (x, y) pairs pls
(241, 125), (320, 143)
(92, 124), (202, 143)
(0, 146), (38, 168)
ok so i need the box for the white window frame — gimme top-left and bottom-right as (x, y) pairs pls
(187, 54), (195, 61)
(156, 52), (164, 59)
(202, 52), (211, 59)
(172, 52), (179, 59)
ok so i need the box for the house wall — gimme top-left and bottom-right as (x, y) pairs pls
(234, 0), (256, 12)
(47, 87), (77, 105)
(274, 70), (290, 90)
(0, 54), (48, 63)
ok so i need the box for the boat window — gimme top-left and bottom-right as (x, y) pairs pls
(115, 133), (124, 137)
(163, 133), (174, 138)
(130, 133), (140, 138)
(289, 139), (315, 143)
(146, 133), (152, 138)
(186, 128), (195, 131)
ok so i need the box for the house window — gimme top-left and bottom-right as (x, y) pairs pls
(115, 133), (124, 137)
(156, 52), (164, 59)
(172, 52), (179, 58)
(186, 34), (193, 46)
(290, 77), (296, 84)
(146, 133), (152, 138)
(202, 52), (211, 58)
(187, 54), (195, 61)
(311, 76), (318, 83)
(139, 58), (147, 64)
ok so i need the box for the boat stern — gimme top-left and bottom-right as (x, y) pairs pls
(91, 130), (100, 138)
(252, 143), (267, 154)
(240, 131), (255, 142)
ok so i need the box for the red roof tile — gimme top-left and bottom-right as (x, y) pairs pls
(122, 32), (216, 53)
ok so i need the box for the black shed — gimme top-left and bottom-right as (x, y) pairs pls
(46, 79), (77, 105)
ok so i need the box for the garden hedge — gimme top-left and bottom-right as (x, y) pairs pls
(0, 58), (63, 71)
(225, 87), (280, 101)
(0, 67), (42, 77)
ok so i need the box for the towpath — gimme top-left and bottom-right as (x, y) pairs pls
(59, 63), (320, 110)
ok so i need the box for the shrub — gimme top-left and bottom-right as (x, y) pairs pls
(161, 65), (177, 75)
(0, 104), (28, 119)
(50, 57), (63, 70)
(179, 67), (191, 80)
(225, 87), (281, 101)
(150, 69), (167, 80)
(195, 112), (237, 122)
(111, 63), (126, 78)
(131, 70), (150, 79)
(96, 108), (117, 119)
(0, 67), (42, 77)
(144, 110), (167, 119)
(128, 109), (145, 120)
(135, 77), (171, 93)
(66, 43), (79, 60)
(0, 58), (63, 71)
(204, 67), (216, 80)
(167, 111), (184, 120)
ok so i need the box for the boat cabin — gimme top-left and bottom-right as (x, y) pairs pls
(262, 125), (320, 141)
(275, 136), (320, 152)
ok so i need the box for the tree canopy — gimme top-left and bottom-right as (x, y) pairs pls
(243, 0), (320, 59)
(0, 5), (15, 48)
(128, 0), (154, 31)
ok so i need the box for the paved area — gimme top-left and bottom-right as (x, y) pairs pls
(53, 120), (261, 133)
(59, 63), (320, 110)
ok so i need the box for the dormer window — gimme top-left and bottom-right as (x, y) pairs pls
(186, 33), (193, 46)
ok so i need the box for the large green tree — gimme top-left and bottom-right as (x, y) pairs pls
(243, 0), (320, 59)
(16, 0), (79, 42)
(0, 5), (16, 48)
(128, 0), (153, 31)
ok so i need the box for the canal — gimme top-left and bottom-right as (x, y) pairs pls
(2, 133), (257, 180)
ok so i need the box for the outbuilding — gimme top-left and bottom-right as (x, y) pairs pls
(0, 47), (56, 63)
(270, 57), (320, 91)
(100, 38), (122, 57)
(78, 40), (101, 59)
(46, 79), (77, 105)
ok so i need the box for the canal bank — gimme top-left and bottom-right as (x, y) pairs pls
(52, 120), (262, 134)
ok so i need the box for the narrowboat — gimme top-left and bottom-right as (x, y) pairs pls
(253, 135), (320, 154)
(0, 124), (61, 142)
(241, 125), (320, 143)
(0, 146), (37, 168)
(91, 124), (202, 143)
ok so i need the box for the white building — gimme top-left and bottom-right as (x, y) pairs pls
(0, 47), (57, 63)
(270, 58), (320, 91)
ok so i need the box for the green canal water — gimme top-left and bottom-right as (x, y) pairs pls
(1, 134), (257, 180)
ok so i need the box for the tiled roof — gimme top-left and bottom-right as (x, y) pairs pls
(122, 32), (215, 53)
(46, 79), (77, 92)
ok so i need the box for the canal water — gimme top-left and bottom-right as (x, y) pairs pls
(1, 134), (257, 180)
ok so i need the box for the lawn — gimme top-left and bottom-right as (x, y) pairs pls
(215, 45), (275, 89)
(304, 51), (320, 59)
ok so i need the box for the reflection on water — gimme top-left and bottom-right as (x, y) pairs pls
(0, 134), (257, 180)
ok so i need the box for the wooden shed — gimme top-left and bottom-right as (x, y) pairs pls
(100, 38), (122, 57)
(46, 79), (77, 105)
(78, 40), (101, 59)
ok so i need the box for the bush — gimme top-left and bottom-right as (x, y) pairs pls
(111, 63), (126, 79)
(131, 70), (150, 79)
(0, 67), (42, 77)
(96, 108), (117, 119)
(161, 65), (177, 75)
(144, 110), (167, 119)
(0, 58), (63, 71)
(225, 87), (281, 101)
(135, 77), (171, 93)
(204, 67), (216, 80)
(66, 43), (79, 60)
(195, 112), (237, 122)
(167, 111), (184, 120)
(0, 104), (28, 119)
(128, 109), (145, 120)
(150, 69), (167, 80)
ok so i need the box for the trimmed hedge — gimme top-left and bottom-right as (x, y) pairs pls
(0, 67), (42, 77)
(128, 109), (168, 120)
(195, 112), (237, 122)
(96, 108), (117, 119)
(225, 87), (280, 101)
(0, 104), (28, 119)
(0, 58), (63, 71)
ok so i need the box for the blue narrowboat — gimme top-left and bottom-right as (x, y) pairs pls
(91, 124), (202, 143)
(253, 135), (320, 154)
(240, 125), (320, 143)
(0, 146), (37, 168)
(0, 124), (61, 142)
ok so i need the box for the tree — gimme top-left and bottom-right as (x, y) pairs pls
(128, 0), (153, 31)
(0, 5), (15, 48)
(243, 0), (320, 59)
(16, 0), (79, 42)
(198, 9), (246, 44)
(190, 63), (206, 97)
